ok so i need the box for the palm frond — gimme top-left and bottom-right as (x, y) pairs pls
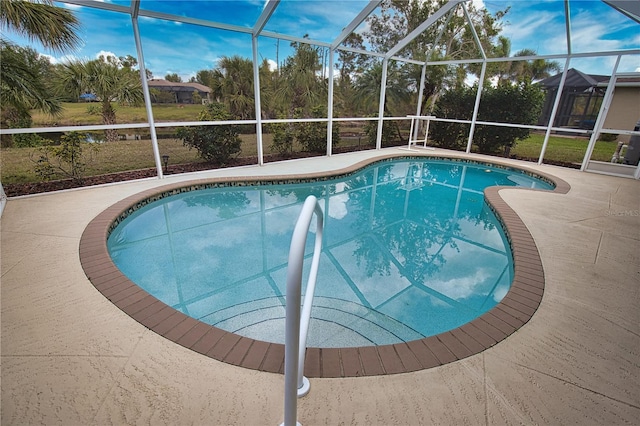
(0, 0), (81, 53)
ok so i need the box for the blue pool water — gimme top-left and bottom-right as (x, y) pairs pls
(107, 158), (553, 348)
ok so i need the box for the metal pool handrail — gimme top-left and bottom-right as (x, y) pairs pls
(282, 195), (324, 426)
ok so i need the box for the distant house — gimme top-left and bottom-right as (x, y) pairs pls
(538, 68), (609, 130)
(538, 69), (640, 140)
(597, 75), (640, 143)
(147, 79), (212, 104)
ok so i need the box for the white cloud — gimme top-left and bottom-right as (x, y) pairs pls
(96, 50), (118, 61)
(470, 0), (485, 10)
(328, 193), (349, 220)
(39, 53), (78, 64)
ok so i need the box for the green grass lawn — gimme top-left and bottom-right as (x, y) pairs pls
(1, 132), (617, 185)
(30, 102), (205, 126)
(510, 133), (616, 164)
(1, 101), (620, 185)
(0, 134), (275, 184)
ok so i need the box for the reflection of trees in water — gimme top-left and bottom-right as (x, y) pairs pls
(352, 235), (392, 278)
(380, 221), (457, 283)
(347, 160), (500, 283)
(265, 182), (337, 203)
(183, 190), (251, 219)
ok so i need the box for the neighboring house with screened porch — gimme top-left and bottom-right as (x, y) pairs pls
(147, 79), (212, 104)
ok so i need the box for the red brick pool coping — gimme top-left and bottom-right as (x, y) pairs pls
(79, 153), (570, 378)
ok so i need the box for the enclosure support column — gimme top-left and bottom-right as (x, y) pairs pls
(327, 49), (335, 156)
(131, 0), (163, 179)
(465, 61), (486, 154)
(252, 35), (264, 165)
(580, 56), (621, 171)
(376, 58), (389, 150)
(251, 1), (279, 166)
(413, 63), (428, 140)
(539, 57), (571, 165)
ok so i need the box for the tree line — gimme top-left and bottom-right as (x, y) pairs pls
(2, 0), (558, 156)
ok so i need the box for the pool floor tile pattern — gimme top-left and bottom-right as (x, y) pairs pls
(79, 154), (571, 378)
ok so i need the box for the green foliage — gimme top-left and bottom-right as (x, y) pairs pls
(0, 41), (61, 129)
(431, 85), (475, 150)
(55, 55), (144, 142)
(176, 102), (242, 164)
(475, 82), (545, 153)
(215, 56), (255, 119)
(0, 109), (47, 148)
(269, 117), (295, 156)
(191, 90), (202, 105)
(32, 132), (97, 181)
(86, 104), (101, 115)
(276, 38), (327, 116)
(364, 117), (402, 148)
(292, 106), (340, 153)
(598, 133), (617, 142)
(431, 82), (545, 154)
(164, 73), (182, 82)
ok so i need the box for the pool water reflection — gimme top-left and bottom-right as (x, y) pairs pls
(107, 159), (553, 347)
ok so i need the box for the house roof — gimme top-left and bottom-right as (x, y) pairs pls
(148, 79), (212, 93)
(539, 68), (609, 90)
(597, 76), (640, 87)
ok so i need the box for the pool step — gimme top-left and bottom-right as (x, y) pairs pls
(197, 296), (424, 348)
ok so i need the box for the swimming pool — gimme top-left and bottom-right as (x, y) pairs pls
(106, 157), (554, 348)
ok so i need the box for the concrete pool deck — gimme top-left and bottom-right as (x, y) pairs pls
(2, 148), (639, 424)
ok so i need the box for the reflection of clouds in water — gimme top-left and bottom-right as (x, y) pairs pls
(267, 206), (303, 235)
(493, 282), (509, 302)
(456, 217), (504, 251)
(429, 268), (490, 300)
(329, 193), (349, 220)
(262, 191), (298, 209)
(187, 219), (256, 250)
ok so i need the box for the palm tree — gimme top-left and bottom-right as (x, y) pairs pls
(275, 38), (326, 116)
(512, 49), (561, 83)
(354, 62), (411, 145)
(1, 0), (80, 53)
(0, 0), (80, 136)
(56, 56), (144, 142)
(354, 62), (410, 116)
(216, 56), (255, 120)
(1, 41), (60, 117)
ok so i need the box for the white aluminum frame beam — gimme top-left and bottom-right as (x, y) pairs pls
(251, 1), (280, 165)
(331, 1), (382, 49)
(385, 0), (464, 59)
(327, 1), (381, 155)
(130, 0), (164, 179)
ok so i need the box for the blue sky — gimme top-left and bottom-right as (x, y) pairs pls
(5, 0), (639, 80)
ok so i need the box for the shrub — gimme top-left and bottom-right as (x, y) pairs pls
(293, 106), (340, 153)
(269, 117), (295, 155)
(364, 117), (404, 148)
(431, 86), (475, 150)
(176, 102), (242, 164)
(475, 82), (545, 154)
(431, 82), (545, 154)
(1, 110), (48, 148)
(598, 133), (617, 142)
(32, 132), (97, 181)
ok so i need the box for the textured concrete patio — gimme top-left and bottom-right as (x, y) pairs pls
(2, 148), (639, 425)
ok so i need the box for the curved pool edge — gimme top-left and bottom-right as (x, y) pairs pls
(79, 153), (571, 378)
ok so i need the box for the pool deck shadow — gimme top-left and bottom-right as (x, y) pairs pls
(2, 148), (639, 425)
